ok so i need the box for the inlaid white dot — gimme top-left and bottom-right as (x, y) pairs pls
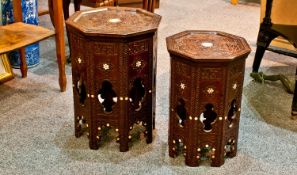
(108, 18), (121, 23)
(201, 42), (213, 48)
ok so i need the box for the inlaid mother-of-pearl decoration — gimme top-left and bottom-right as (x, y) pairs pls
(167, 31), (251, 167)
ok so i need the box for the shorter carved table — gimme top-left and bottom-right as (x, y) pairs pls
(66, 7), (161, 152)
(166, 31), (251, 167)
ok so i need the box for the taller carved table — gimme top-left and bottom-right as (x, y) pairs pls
(166, 31), (251, 167)
(66, 7), (161, 152)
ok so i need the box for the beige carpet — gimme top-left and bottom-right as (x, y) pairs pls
(1, 0), (297, 174)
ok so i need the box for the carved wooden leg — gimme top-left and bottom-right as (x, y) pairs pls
(185, 145), (199, 167)
(185, 121), (199, 167)
(211, 146), (225, 167)
(253, 29), (277, 72)
(227, 139), (238, 158)
(19, 48), (28, 78)
(168, 135), (177, 158)
(119, 129), (129, 152)
(291, 68), (297, 116)
(168, 139), (177, 158)
(168, 108), (177, 157)
(145, 98), (153, 143)
(89, 127), (99, 150)
(53, 0), (67, 92)
(75, 116), (84, 138)
(146, 113), (153, 144)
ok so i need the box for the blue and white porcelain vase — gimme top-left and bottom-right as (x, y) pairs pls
(1, 0), (40, 68)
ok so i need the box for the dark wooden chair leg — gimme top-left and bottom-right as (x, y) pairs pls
(74, 0), (82, 11)
(63, 0), (71, 20)
(291, 68), (297, 116)
(253, 45), (267, 73)
(253, 30), (278, 72)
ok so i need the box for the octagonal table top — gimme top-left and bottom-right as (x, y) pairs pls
(66, 7), (161, 38)
(166, 31), (251, 62)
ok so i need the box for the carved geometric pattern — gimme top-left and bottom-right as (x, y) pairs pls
(167, 30), (250, 167)
(72, 7), (161, 36)
(128, 40), (149, 55)
(176, 61), (191, 77)
(201, 68), (223, 80)
(230, 59), (245, 77)
(67, 6), (160, 152)
(93, 43), (117, 56)
(169, 31), (247, 59)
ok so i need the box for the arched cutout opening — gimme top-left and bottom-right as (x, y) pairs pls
(224, 139), (236, 157)
(227, 99), (237, 128)
(199, 103), (217, 132)
(197, 145), (216, 161)
(78, 115), (87, 126)
(76, 76), (87, 105)
(175, 98), (187, 126)
(129, 78), (145, 111)
(98, 80), (117, 113)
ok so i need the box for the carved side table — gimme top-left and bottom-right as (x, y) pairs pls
(166, 31), (251, 167)
(66, 7), (161, 152)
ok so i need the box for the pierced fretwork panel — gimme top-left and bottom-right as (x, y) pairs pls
(76, 75), (87, 105)
(199, 103), (217, 132)
(97, 80), (118, 113)
(175, 98), (187, 126)
(227, 99), (237, 128)
(129, 78), (146, 111)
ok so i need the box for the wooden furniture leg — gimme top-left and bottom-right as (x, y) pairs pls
(62, 0), (81, 20)
(13, 0), (28, 78)
(62, 0), (71, 20)
(143, 0), (156, 13)
(145, 106), (153, 144)
(252, 0), (277, 72)
(292, 68), (297, 116)
(48, 0), (54, 25)
(253, 30), (278, 72)
(19, 48), (28, 78)
(74, 0), (82, 11)
(52, 0), (67, 92)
